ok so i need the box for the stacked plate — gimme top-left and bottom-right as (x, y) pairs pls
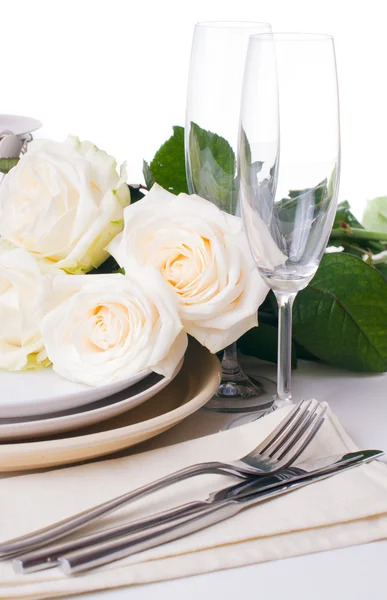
(0, 340), (221, 472)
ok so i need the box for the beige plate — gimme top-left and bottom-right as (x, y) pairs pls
(0, 340), (221, 472)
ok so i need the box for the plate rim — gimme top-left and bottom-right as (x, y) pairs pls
(0, 366), (151, 418)
(0, 360), (183, 440)
(0, 344), (221, 470)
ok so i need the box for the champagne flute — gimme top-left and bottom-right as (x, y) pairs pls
(238, 33), (340, 407)
(185, 21), (276, 413)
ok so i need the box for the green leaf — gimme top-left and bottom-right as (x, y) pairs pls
(142, 160), (155, 190)
(376, 263), (387, 280)
(127, 184), (145, 204)
(149, 126), (188, 195)
(362, 196), (387, 234)
(89, 255), (121, 275)
(288, 178), (328, 203)
(275, 179), (332, 234)
(327, 240), (365, 258)
(239, 126), (252, 169)
(238, 323), (297, 368)
(0, 158), (19, 174)
(274, 168), (337, 232)
(329, 237), (384, 256)
(293, 253), (387, 372)
(258, 290), (278, 323)
(333, 200), (363, 229)
(293, 340), (319, 361)
(145, 124), (237, 208)
(187, 122), (236, 212)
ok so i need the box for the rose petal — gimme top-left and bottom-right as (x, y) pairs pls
(109, 184), (268, 353)
(0, 248), (47, 371)
(0, 137), (130, 274)
(40, 265), (186, 386)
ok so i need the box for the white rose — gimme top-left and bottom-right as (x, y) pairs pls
(108, 184), (268, 353)
(0, 136), (130, 273)
(39, 266), (187, 386)
(0, 248), (48, 371)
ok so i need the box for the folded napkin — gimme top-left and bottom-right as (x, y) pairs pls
(1, 403), (387, 599)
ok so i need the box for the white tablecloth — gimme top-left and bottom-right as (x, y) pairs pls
(50, 359), (387, 600)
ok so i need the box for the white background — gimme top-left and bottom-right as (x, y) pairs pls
(1, 0), (386, 218)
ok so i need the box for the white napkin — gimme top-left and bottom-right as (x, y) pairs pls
(1, 403), (387, 599)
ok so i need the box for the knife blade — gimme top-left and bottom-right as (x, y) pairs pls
(19, 449), (381, 575)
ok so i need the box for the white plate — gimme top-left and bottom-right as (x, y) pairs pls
(0, 367), (150, 418)
(0, 341), (221, 472)
(0, 114), (42, 136)
(0, 359), (183, 441)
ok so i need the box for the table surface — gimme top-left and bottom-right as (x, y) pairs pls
(59, 358), (387, 600)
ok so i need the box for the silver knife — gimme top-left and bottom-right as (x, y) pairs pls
(57, 448), (382, 575)
(14, 449), (382, 575)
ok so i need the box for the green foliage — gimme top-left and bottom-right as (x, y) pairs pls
(293, 254), (387, 372)
(146, 126), (188, 195)
(89, 255), (121, 275)
(275, 178), (331, 227)
(0, 158), (19, 174)
(144, 123), (237, 212)
(333, 200), (363, 229)
(238, 323), (297, 368)
(187, 122), (236, 213)
(142, 160), (154, 190)
(376, 263), (387, 280)
(330, 200), (385, 256)
(127, 184), (145, 204)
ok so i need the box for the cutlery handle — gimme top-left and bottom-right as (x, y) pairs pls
(57, 454), (382, 575)
(14, 469), (304, 574)
(0, 461), (231, 558)
(57, 470), (331, 575)
(59, 500), (238, 575)
(58, 475), (326, 575)
(15, 468), (291, 574)
(56, 475), (328, 575)
(13, 499), (207, 574)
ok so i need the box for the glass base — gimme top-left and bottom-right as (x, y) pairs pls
(225, 394), (293, 429)
(273, 396), (294, 409)
(204, 362), (276, 414)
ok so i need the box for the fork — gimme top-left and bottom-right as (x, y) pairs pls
(0, 399), (325, 558)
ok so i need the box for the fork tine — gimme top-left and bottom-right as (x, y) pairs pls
(256, 400), (310, 456)
(269, 400), (319, 459)
(278, 406), (327, 465)
(259, 400), (313, 458)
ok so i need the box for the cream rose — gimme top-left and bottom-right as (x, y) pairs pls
(0, 248), (48, 371)
(108, 184), (268, 353)
(39, 266), (187, 386)
(0, 136), (130, 273)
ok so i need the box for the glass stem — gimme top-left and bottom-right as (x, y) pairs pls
(221, 342), (243, 380)
(274, 291), (297, 404)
